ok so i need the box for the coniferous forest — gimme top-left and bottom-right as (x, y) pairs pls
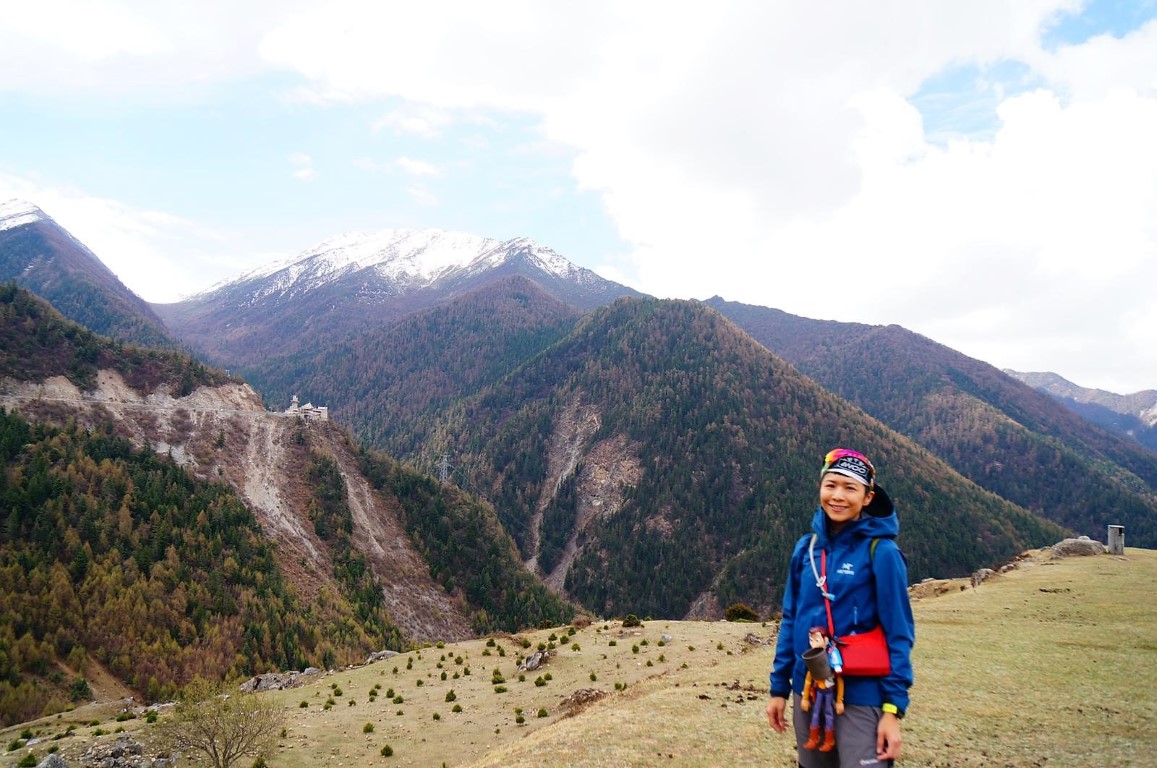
(0, 408), (397, 725)
(420, 298), (1069, 619)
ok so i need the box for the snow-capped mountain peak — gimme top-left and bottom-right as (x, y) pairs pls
(0, 199), (45, 232)
(186, 224), (640, 317)
(217, 227), (595, 300)
(477, 237), (577, 280)
(307, 228), (498, 281)
(221, 228), (497, 292)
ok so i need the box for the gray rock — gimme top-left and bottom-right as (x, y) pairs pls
(37, 755), (70, 768)
(519, 650), (548, 671)
(79, 734), (173, 768)
(239, 669), (317, 692)
(970, 568), (997, 587)
(1051, 537), (1106, 557)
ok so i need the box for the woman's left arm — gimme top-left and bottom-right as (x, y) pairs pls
(873, 540), (915, 715)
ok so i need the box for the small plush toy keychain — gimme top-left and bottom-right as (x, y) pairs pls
(800, 626), (845, 752)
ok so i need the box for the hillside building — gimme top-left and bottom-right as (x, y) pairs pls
(286, 394), (328, 421)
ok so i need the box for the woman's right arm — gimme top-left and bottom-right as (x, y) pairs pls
(769, 541), (802, 702)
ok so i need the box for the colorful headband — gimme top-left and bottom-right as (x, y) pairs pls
(821, 448), (875, 489)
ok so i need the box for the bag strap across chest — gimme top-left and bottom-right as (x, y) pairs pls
(809, 534), (879, 638)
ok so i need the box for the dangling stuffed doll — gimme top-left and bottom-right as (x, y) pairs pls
(800, 626), (845, 752)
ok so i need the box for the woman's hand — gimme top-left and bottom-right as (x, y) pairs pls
(767, 696), (789, 733)
(876, 711), (903, 760)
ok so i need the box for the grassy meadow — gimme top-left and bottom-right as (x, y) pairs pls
(3, 547), (1154, 767)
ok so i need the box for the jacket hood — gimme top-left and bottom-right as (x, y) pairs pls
(811, 483), (898, 543)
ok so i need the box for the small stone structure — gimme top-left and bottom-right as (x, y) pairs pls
(1108, 525), (1125, 555)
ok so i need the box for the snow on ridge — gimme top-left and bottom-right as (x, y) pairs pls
(246, 228), (501, 289)
(282, 228), (500, 289)
(200, 227), (590, 299)
(493, 237), (579, 280)
(0, 199), (44, 232)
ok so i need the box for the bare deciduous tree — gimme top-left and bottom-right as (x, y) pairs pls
(153, 678), (284, 768)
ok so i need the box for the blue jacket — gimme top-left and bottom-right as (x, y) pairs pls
(769, 486), (915, 714)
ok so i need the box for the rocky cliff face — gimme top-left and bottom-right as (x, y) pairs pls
(0, 371), (472, 643)
(531, 396), (642, 596)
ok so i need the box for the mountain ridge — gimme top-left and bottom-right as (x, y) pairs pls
(0, 286), (573, 721)
(414, 296), (1067, 618)
(154, 227), (642, 367)
(0, 200), (175, 349)
(705, 296), (1157, 546)
(1005, 369), (1157, 452)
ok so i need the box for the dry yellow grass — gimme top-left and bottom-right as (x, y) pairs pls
(4, 547), (1155, 767)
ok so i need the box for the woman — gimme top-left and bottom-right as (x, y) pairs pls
(767, 449), (915, 767)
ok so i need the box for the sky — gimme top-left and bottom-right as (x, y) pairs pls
(1, 1), (1156, 394)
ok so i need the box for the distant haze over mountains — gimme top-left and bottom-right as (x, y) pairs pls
(1004, 371), (1157, 421)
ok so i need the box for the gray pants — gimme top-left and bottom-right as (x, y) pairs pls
(792, 697), (894, 768)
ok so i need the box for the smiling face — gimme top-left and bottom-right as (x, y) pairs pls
(819, 472), (875, 531)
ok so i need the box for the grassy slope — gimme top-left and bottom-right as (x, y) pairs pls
(3, 549), (1154, 767)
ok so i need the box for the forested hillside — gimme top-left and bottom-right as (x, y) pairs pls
(706, 297), (1157, 547)
(240, 276), (583, 462)
(0, 217), (174, 350)
(0, 284), (230, 396)
(419, 298), (1067, 619)
(0, 409), (401, 726)
(355, 447), (574, 635)
(0, 285), (576, 725)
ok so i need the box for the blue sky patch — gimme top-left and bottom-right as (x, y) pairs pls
(1042, 0), (1157, 49)
(910, 60), (1041, 145)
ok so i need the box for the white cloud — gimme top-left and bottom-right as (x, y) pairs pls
(406, 185), (439, 207)
(0, 0), (298, 93)
(394, 157), (441, 178)
(289, 152), (315, 180)
(374, 104), (455, 137)
(1, 0), (170, 61)
(4, 1), (1157, 391)
(1031, 18), (1157, 101)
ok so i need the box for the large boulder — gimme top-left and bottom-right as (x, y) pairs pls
(1050, 537), (1106, 557)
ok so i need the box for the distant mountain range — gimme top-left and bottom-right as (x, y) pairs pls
(9, 197), (1157, 717)
(703, 297), (1157, 547)
(2, 199), (1155, 622)
(151, 227), (643, 367)
(1004, 370), (1157, 452)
